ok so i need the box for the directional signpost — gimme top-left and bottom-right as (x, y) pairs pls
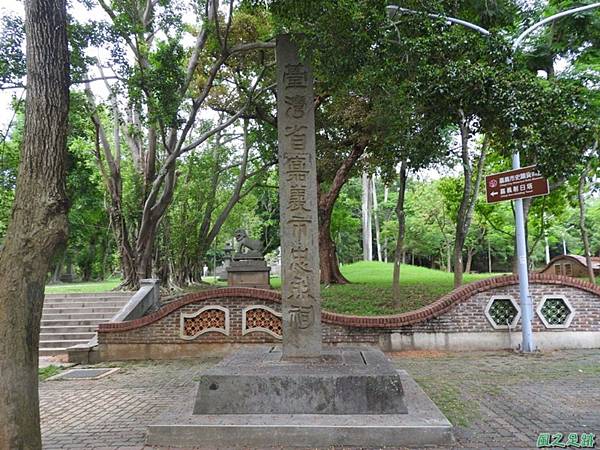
(486, 165), (549, 204)
(486, 164), (549, 353)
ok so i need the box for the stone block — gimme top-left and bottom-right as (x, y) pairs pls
(227, 260), (271, 288)
(226, 268), (271, 289)
(193, 346), (407, 415)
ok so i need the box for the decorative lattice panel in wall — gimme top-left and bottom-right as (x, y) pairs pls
(242, 305), (282, 339)
(180, 306), (230, 339)
(485, 296), (520, 329)
(537, 296), (574, 328)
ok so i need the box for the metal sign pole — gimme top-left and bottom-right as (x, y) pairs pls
(512, 153), (534, 351)
(509, 2), (600, 352)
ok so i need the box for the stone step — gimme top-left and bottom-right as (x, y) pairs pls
(40, 332), (96, 341)
(43, 301), (127, 309)
(41, 318), (105, 327)
(40, 348), (70, 356)
(42, 306), (121, 316)
(44, 292), (132, 299)
(39, 339), (90, 349)
(41, 312), (116, 321)
(39, 292), (134, 356)
(40, 325), (99, 334)
(43, 295), (131, 303)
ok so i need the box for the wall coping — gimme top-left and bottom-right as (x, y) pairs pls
(98, 288), (281, 333)
(97, 273), (600, 333)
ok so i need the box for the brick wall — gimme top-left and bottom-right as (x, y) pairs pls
(97, 274), (600, 348)
(99, 294), (381, 346)
(393, 284), (600, 334)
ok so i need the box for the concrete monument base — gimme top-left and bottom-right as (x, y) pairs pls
(146, 346), (453, 448)
(227, 259), (271, 289)
(193, 346), (407, 415)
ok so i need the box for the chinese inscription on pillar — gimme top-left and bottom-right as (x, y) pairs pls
(277, 35), (321, 358)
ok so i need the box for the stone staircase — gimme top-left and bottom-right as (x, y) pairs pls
(40, 292), (132, 356)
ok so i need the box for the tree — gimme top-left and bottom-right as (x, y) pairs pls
(267, 0), (399, 284)
(403, 180), (456, 270)
(315, 97), (369, 284)
(530, 0), (600, 282)
(0, 0), (70, 447)
(386, 1), (526, 288)
(577, 152), (597, 283)
(64, 92), (113, 282)
(371, 175), (383, 262)
(85, 0), (274, 289)
(161, 117), (275, 286)
(409, 38), (508, 287)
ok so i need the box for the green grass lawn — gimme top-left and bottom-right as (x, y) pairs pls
(45, 276), (227, 295)
(45, 262), (500, 316)
(273, 261), (500, 316)
(45, 277), (122, 294)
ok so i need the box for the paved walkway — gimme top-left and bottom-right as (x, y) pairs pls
(40, 349), (600, 449)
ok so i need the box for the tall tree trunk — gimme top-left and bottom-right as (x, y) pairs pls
(318, 213), (348, 285)
(88, 88), (139, 289)
(196, 130), (223, 271)
(361, 172), (373, 261)
(372, 176), (382, 262)
(195, 120), (267, 276)
(383, 238), (388, 262)
(318, 142), (366, 284)
(101, 231), (113, 280)
(111, 207), (137, 288)
(465, 247), (475, 274)
(578, 155), (596, 284)
(453, 115), (486, 288)
(392, 161), (408, 307)
(383, 185), (389, 262)
(0, 0), (69, 447)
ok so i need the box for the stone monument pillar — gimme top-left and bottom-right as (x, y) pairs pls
(147, 33), (452, 450)
(277, 34), (321, 359)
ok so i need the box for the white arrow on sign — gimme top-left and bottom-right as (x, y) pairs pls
(490, 191), (498, 197)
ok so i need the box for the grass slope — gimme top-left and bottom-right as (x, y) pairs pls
(319, 261), (497, 316)
(45, 262), (499, 316)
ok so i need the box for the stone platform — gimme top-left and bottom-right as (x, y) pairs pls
(193, 346), (407, 415)
(147, 346), (453, 448)
(227, 259), (271, 289)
